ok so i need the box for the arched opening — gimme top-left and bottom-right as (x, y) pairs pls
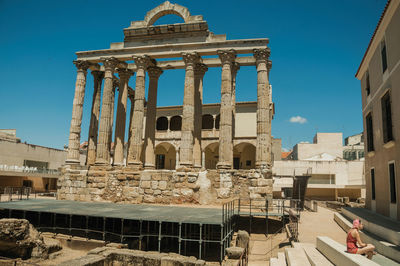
(170, 116), (182, 131)
(155, 142), (176, 170)
(204, 143), (219, 170)
(233, 142), (256, 169)
(152, 14), (185, 26)
(215, 114), (220, 130)
(156, 117), (168, 131)
(202, 114), (214, 130)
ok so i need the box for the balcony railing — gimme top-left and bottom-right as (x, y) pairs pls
(0, 165), (61, 176)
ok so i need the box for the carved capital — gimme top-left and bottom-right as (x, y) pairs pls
(147, 66), (163, 79)
(73, 60), (91, 72)
(267, 60), (272, 70)
(117, 68), (133, 81)
(182, 52), (201, 67)
(217, 49), (236, 65)
(194, 63), (208, 77)
(231, 62), (240, 76)
(132, 55), (154, 70)
(101, 57), (120, 72)
(91, 70), (104, 80)
(253, 48), (270, 64)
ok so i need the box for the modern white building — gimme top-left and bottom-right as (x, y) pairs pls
(273, 133), (366, 201)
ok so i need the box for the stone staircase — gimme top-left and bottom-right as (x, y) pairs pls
(269, 237), (399, 265)
(335, 207), (400, 263)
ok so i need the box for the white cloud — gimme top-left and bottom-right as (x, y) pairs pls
(289, 116), (307, 124)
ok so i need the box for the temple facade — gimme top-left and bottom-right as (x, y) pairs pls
(58, 2), (274, 204)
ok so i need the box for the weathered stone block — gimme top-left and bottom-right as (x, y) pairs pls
(141, 181), (151, 189)
(226, 247), (244, 259)
(117, 174), (127, 181)
(151, 181), (158, 190)
(158, 181), (167, 190)
(144, 189), (154, 194)
(143, 195), (155, 203)
(153, 190), (161, 195)
(257, 178), (273, 187)
(187, 175), (197, 183)
(217, 188), (230, 198)
(141, 172), (152, 181)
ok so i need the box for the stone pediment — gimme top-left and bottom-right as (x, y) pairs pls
(123, 1), (221, 47)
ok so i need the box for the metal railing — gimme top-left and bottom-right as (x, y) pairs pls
(0, 165), (61, 176)
(0, 186), (36, 201)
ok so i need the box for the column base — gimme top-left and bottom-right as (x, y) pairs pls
(95, 158), (110, 166)
(216, 162), (231, 170)
(113, 162), (125, 167)
(65, 159), (80, 165)
(127, 161), (143, 168)
(144, 163), (155, 170)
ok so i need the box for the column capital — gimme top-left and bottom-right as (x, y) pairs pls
(91, 70), (104, 80)
(182, 52), (201, 67)
(147, 66), (163, 79)
(231, 62), (240, 76)
(253, 48), (271, 64)
(132, 55), (154, 70)
(217, 49), (236, 65)
(117, 68), (133, 81)
(101, 57), (120, 72)
(194, 63), (208, 77)
(73, 60), (91, 72)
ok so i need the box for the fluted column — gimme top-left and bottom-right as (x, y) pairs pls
(180, 52), (200, 168)
(217, 50), (236, 169)
(193, 63), (208, 169)
(109, 79), (118, 156)
(231, 63), (239, 140)
(128, 55), (153, 167)
(66, 60), (91, 164)
(113, 69), (133, 166)
(96, 57), (120, 165)
(87, 70), (104, 165)
(253, 48), (272, 169)
(144, 66), (163, 169)
(127, 91), (135, 159)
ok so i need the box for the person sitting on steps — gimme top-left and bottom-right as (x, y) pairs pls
(347, 219), (376, 259)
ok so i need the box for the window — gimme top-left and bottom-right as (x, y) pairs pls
(371, 168), (375, 200)
(155, 154), (165, 169)
(381, 40), (388, 72)
(156, 117), (168, 130)
(215, 114), (220, 130)
(366, 113), (374, 152)
(170, 116), (182, 131)
(389, 163), (396, 203)
(381, 92), (393, 143)
(202, 114), (214, 129)
(365, 71), (370, 96)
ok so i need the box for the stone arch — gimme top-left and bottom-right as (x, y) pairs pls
(233, 142), (256, 169)
(156, 116), (168, 130)
(170, 115), (182, 131)
(204, 142), (219, 170)
(144, 1), (192, 27)
(155, 142), (176, 170)
(202, 114), (214, 130)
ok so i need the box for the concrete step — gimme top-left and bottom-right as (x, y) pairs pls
(316, 236), (379, 266)
(277, 252), (286, 265)
(342, 207), (400, 246)
(285, 248), (311, 266)
(291, 242), (333, 266)
(335, 212), (400, 263)
(302, 246), (333, 266)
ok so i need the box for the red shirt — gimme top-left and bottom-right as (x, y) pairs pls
(347, 229), (358, 254)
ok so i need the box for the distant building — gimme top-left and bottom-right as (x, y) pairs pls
(343, 133), (365, 161)
(0, 130), (76, 192)
(356, 0), (399, 220)
(273, 132), (365, 201)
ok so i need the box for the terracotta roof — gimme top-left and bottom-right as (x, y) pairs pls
(355, 0), (391, 77)
(281, 151), (292, 159)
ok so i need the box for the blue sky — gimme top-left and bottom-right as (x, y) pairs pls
(0, 0), (386, 151)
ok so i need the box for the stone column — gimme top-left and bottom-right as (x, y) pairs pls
(96, 57), (120, 165)
(127, 91), (135, 159)
(193, 63), (208, 169)
(144, 66), (163, 169)
(175, 149), (180, 169)
(253, 48), (272, 169)
(202, 150), (206, 169)
(109, 80), (118, 155)
(217, 50), (236, 169)
(180, 52), (200, 168)
(127, 55), (153, 167)
(113, 69), (133, 166)
(86, 70), (104, 166)
(231, 63), (239, 140)
(66, 60), (91, 164)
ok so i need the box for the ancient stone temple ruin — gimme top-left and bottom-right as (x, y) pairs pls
(58, 1), (274, 204)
